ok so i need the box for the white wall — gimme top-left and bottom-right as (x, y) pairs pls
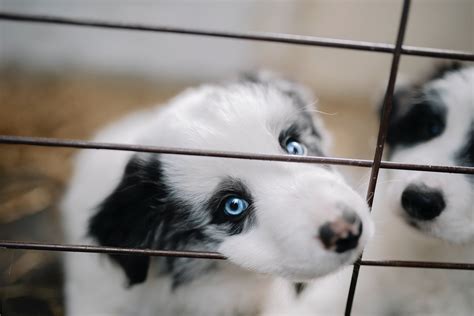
(1, 0), (472, 99)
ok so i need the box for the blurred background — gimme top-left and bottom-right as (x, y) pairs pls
(0, 0), (472, 315)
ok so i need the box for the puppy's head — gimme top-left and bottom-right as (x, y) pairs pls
(89, 73), (373, 287)
(382, 65), (474, 243)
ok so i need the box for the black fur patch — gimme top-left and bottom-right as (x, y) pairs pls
(88, 155), (217, 288)
(89, 155), (259, 288)
(294, 282), (307, 296)
(89, 155), (168, 286)
(382, 65), (472, 156)
(385, 90), (447, 151)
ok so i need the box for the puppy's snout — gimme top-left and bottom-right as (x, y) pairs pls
(318, 212), (363, 253)
(401, 184), (445, 221)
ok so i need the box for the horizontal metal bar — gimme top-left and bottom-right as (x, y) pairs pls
(1, 240), (473, 271)
(401, 45), (474, 61)
(0, 12), (473, 61)
(1, 135), (473, 175)
(0, 240), (226, 260)
(358, 259), (474, 271)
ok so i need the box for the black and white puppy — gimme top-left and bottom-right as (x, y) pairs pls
(61, 72), (373, 316)
(384, 64), (473, 242)
(355, 64), (474, 315)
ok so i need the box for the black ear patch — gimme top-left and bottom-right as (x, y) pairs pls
(381, 64), (466, 153)
(89, 155), (167, 286)
(383, 88), (447, 153)
(88, 155), (227, 288)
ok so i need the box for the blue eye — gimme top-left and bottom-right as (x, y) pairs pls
(224, 197), (249, 217)
(285, 139), (306, 155)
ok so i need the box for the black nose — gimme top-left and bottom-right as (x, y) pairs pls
(319, 213), (363, 253)
(401, 184), (445, 221)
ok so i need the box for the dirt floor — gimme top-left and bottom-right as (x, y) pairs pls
(0, 67), (378, 315)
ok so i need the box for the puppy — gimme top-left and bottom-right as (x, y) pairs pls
(282, 64), (474, 315)
(60, 72), (373, 316)
(383, 63), (473, 242)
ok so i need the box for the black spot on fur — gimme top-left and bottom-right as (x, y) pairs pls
(294, 282), (307, 296)
(385, 91), (447, 151)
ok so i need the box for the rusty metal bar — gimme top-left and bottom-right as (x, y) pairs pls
(0, 11), (473, 61)
(0, 240), (226, 260)
(345, 1), (412, 315)
(0, 6), (472, 314)
(1, 240), (473, 271)
(358, 259), (474, 271)
(1, 135), (473, 175)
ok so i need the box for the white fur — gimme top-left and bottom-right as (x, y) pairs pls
(61, 77), (373, 316)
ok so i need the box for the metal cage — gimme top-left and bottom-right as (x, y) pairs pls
(1, 1), (473, 315)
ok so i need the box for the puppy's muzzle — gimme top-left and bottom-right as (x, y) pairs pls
(318, 212), (363, 253)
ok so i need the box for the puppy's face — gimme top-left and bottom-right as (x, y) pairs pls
(384, 66), (474, 243)
(89, 73), (373, 287)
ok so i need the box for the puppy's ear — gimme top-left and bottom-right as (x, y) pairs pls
(89, 155), (167, 286)
(241, 70), (315, 110)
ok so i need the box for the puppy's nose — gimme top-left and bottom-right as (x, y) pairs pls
(401, 184), (445, 221)
(318, 212), (363, 253)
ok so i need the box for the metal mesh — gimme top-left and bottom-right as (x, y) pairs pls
(1, 1), (473, 314)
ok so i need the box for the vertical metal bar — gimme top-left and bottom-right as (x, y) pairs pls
(344, 0), (412, 315)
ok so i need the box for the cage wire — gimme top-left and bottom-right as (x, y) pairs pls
(0, 0), (473, 315)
